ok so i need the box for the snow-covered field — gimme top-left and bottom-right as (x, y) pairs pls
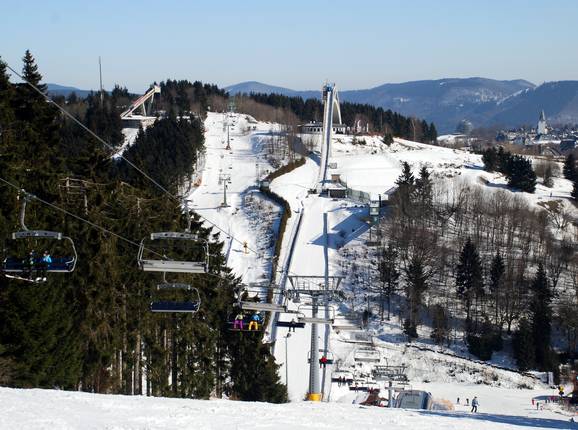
(1, 386), (575, 430)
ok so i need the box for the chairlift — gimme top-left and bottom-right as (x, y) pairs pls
(2, 193), (77, 283)
(308, 350), (335, 365)
(275, 319), (306, 329)
(138, 232), (208, 273)
(150, 281), (201, 314)
(297, 304), (335, 325)
(354, 347), (381, 363)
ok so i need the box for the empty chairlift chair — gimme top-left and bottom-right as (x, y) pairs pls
(354, 347), (381, 363)
(296, 304), (335, 325)
(150, 283), (201, 314)
(138, 232), (209, 274)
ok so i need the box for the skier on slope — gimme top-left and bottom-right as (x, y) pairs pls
(471, 396), (479, 413)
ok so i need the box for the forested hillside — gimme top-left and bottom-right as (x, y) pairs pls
(237, 92), (438, 144)
(0, 51), (286, 402)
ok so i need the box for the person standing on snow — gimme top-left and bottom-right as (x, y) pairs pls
(471, 396), (479, 413)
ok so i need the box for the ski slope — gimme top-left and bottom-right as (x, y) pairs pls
(187, 112), (280, 284)
(1, 386), (575, 430)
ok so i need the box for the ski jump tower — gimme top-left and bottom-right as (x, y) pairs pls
(120, 85), (161, 128)
(317, 83), (342, 193)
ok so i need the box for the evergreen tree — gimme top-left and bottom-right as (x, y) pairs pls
(428, 122), (437, 143)
(403, 256), (428, 339)
(377, 243), (399, 320)
(382, 132), (393, 146)
(415, 166), (433, 218)
(488, 252), (505, 328)
(530, 264), (553, 370)
(456, 238), (483, 329)
(394, 162), (415, 218)
(563, 153), (576, 181)
(21, 50), (46, 92)
(482, 148), (498, 172)
(506, 155), (536, 193)
(513, 318), (535, 371)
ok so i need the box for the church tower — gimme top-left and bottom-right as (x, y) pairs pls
(537, 110), (547, 135)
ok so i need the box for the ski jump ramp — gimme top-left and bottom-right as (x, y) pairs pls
(316, 83), (342, 192)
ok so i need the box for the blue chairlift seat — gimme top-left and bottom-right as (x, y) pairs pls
(275, 320), (305, 329)
(150, 301), (200, 313)
(3, 256), (75, 273)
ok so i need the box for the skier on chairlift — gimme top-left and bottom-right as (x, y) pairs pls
(26, 250), (36, 280)
(319, 355), (329, 368)
(233, 311), (244, 330)
(38, 250), (52, 282)
(289, 317), (297, 333)
(248, 312), (262, 331)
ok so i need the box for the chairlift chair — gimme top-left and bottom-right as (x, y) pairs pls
(308, 350), (335, 365)
(150, 282), (201, 314)
(296, 304), (335, 325)
(138, 232), (208, 274)
(354, 347), (381, 363)
(2, 194), (77, 282)
(275, 319), (306, 329)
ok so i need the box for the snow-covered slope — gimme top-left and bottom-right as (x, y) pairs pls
(1, 386), (574, 430)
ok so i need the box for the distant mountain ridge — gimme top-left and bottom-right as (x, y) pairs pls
(227, 78), (578, 132)
(46, 83), (94, 98)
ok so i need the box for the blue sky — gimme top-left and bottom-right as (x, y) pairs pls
(2, 0), (577, 92)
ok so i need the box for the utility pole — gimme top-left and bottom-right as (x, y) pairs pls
(98, 56), (104, 108)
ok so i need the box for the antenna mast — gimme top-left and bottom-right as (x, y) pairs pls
(98, 56), (104, 107)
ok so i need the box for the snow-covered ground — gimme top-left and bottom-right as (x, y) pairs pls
(1, 386), (575, 430)
(269, 132), (577, 403)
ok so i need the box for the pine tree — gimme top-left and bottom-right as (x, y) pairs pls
(394, 162), (415, 218)
(415, 166), (433, 218)
(530, 264), (553, 370)
(563, 154), (576, 181)
(506, 155), (536, 193)
(403, 256), (428, 339)
(382, 132), (393, 146)
(377, 243), (399, 320)
(513, 318), (535, 371)
(22, 50), (46, 92)
(456, 238), (483, 329)
(488, 252), (505, 328)
(482, 148), (498, 172)
(428, 122), (437, 143)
